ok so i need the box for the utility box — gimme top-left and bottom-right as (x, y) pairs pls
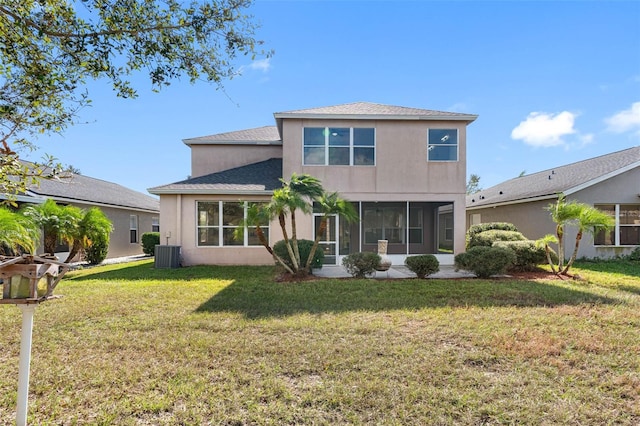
(154, 245), (181, 269)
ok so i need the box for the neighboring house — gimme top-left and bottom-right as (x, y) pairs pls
(14, 171), (160, 259)
(466, 146), (640, 259)
(149, 102), (478, 266)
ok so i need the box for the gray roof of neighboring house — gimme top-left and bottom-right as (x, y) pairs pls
(148, 158), (283, 195)
(183, 125), (281, 146)
(467, 146), (640, 209)
(27, 173), (160, 213)
(274, 101), (478, 122)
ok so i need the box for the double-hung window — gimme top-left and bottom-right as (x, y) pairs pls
(130, 215), (138, 243)
(303, 127), (375, 166)
(594, 204), (640, 246)
(197, 201), (269, 247)
(428, 129), (458, 161)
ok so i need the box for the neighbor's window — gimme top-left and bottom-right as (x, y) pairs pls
(428, 129), (458, 161)
(151, 217), (160, 232)
(197, 201), (269, 247)
(129, 215), (138, 243)
(303, 127), (375, 166)
(594, 204), (640, 246)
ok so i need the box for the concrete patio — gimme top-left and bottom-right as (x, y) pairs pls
(313, 264), (475, 279)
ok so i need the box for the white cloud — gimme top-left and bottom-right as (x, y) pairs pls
(236, 58), (272, 76)
(511, 111), (577, 147)
(247, 58), (271, 72)
(604, 102), (640, 133)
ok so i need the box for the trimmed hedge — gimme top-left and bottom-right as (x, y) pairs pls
(454, 246), (516, 278)
(404, 255), (440, 278)
(493, 240), (549, 271)
(342, 252), (381, 278)
(466, 222), (519, 247)
(141, 232), (160, 256)
(469, 230), (527, 248)
(273, 239), (324, 270)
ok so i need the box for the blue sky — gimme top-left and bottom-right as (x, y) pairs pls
(26, 0), (640, 196)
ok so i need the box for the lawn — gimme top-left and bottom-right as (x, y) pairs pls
(0, 259), (638, 425)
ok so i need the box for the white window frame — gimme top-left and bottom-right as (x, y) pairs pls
(196, 201), (269, 247)
(594, 203), (640, 246)
(151, 217), (160, 232)
(427, 128), (459, 162)
(302, 127), (376, 166)
(129, 215), (139, 244)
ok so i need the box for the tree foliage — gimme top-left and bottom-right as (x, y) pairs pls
(466, 173), (482, 194)
(0, 0), (269, 199)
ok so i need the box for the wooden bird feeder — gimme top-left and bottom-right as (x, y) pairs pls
(0, 254), (70, 304)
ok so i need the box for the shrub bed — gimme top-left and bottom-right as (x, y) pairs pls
(454, 246), (516, 278)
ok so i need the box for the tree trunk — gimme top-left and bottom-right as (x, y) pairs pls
(278, 213), (298, 271)
(290, 210), (301, 268)
(64, 239), (83, 263)
(306, 217), (327, 272)
(544, 244), (557, 274)
(556, 224), (564, 270)
(43, 232), (57, 255)
(561, 231), (582, 275)
(256, 225), (294, 275)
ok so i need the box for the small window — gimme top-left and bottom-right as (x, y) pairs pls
(151, 217), (160, 232)
(129, 215), (139, 243)
(428, 129), (458, 161)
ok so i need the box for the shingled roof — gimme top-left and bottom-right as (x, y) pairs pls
(467, 146), (640, 209)
(148, 158), (282, 195)
(27, 173), (160, 212)
(274, 101), (478, 122)
(183, 125), (281, 146)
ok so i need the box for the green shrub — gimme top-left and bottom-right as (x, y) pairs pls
(342, 252), (381, 278)
(466, 222), (519, 248)
(493, 240), (549, 271)
(454, 246), (516, 278)
(404, 255), (440, 278)
(273, 239), (324, 271)
(141, 232), (160, 256)
(84, 233), (109, 265)
(626, 246), (640, 262)
(468, 229), (527, 248)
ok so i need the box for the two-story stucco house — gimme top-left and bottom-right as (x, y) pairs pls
(149, 102), (477, 266)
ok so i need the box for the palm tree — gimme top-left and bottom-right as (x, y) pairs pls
(545, 193), (583, 271)
(0, 207), (39, 255)
(561, 206), (614, 275)
(535, 234), (559, 274)
(235, 203), (295, 275)
(306, 191), (359, 273)
(21, 199), (81, 255)
(63, 207), (113, 263)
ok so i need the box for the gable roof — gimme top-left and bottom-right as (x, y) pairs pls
(27, 173), (160, 213)
(467, 146), (640, 209)
(148, 158), (282, 195)
(274, 101), (478, 122)
(183, 125), (281, 146)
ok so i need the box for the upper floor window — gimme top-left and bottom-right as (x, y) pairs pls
(197, 201), (269, 247)
(303, 127), (375, 166)
(594, 204), (640, 246)
(428, 129), (458, 161)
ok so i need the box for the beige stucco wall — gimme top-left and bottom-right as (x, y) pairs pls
(190, 144), (282, 178)
(467, 166), (640, 259)
(159, 194), (284, 266)
(282, 118), (468, 256)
